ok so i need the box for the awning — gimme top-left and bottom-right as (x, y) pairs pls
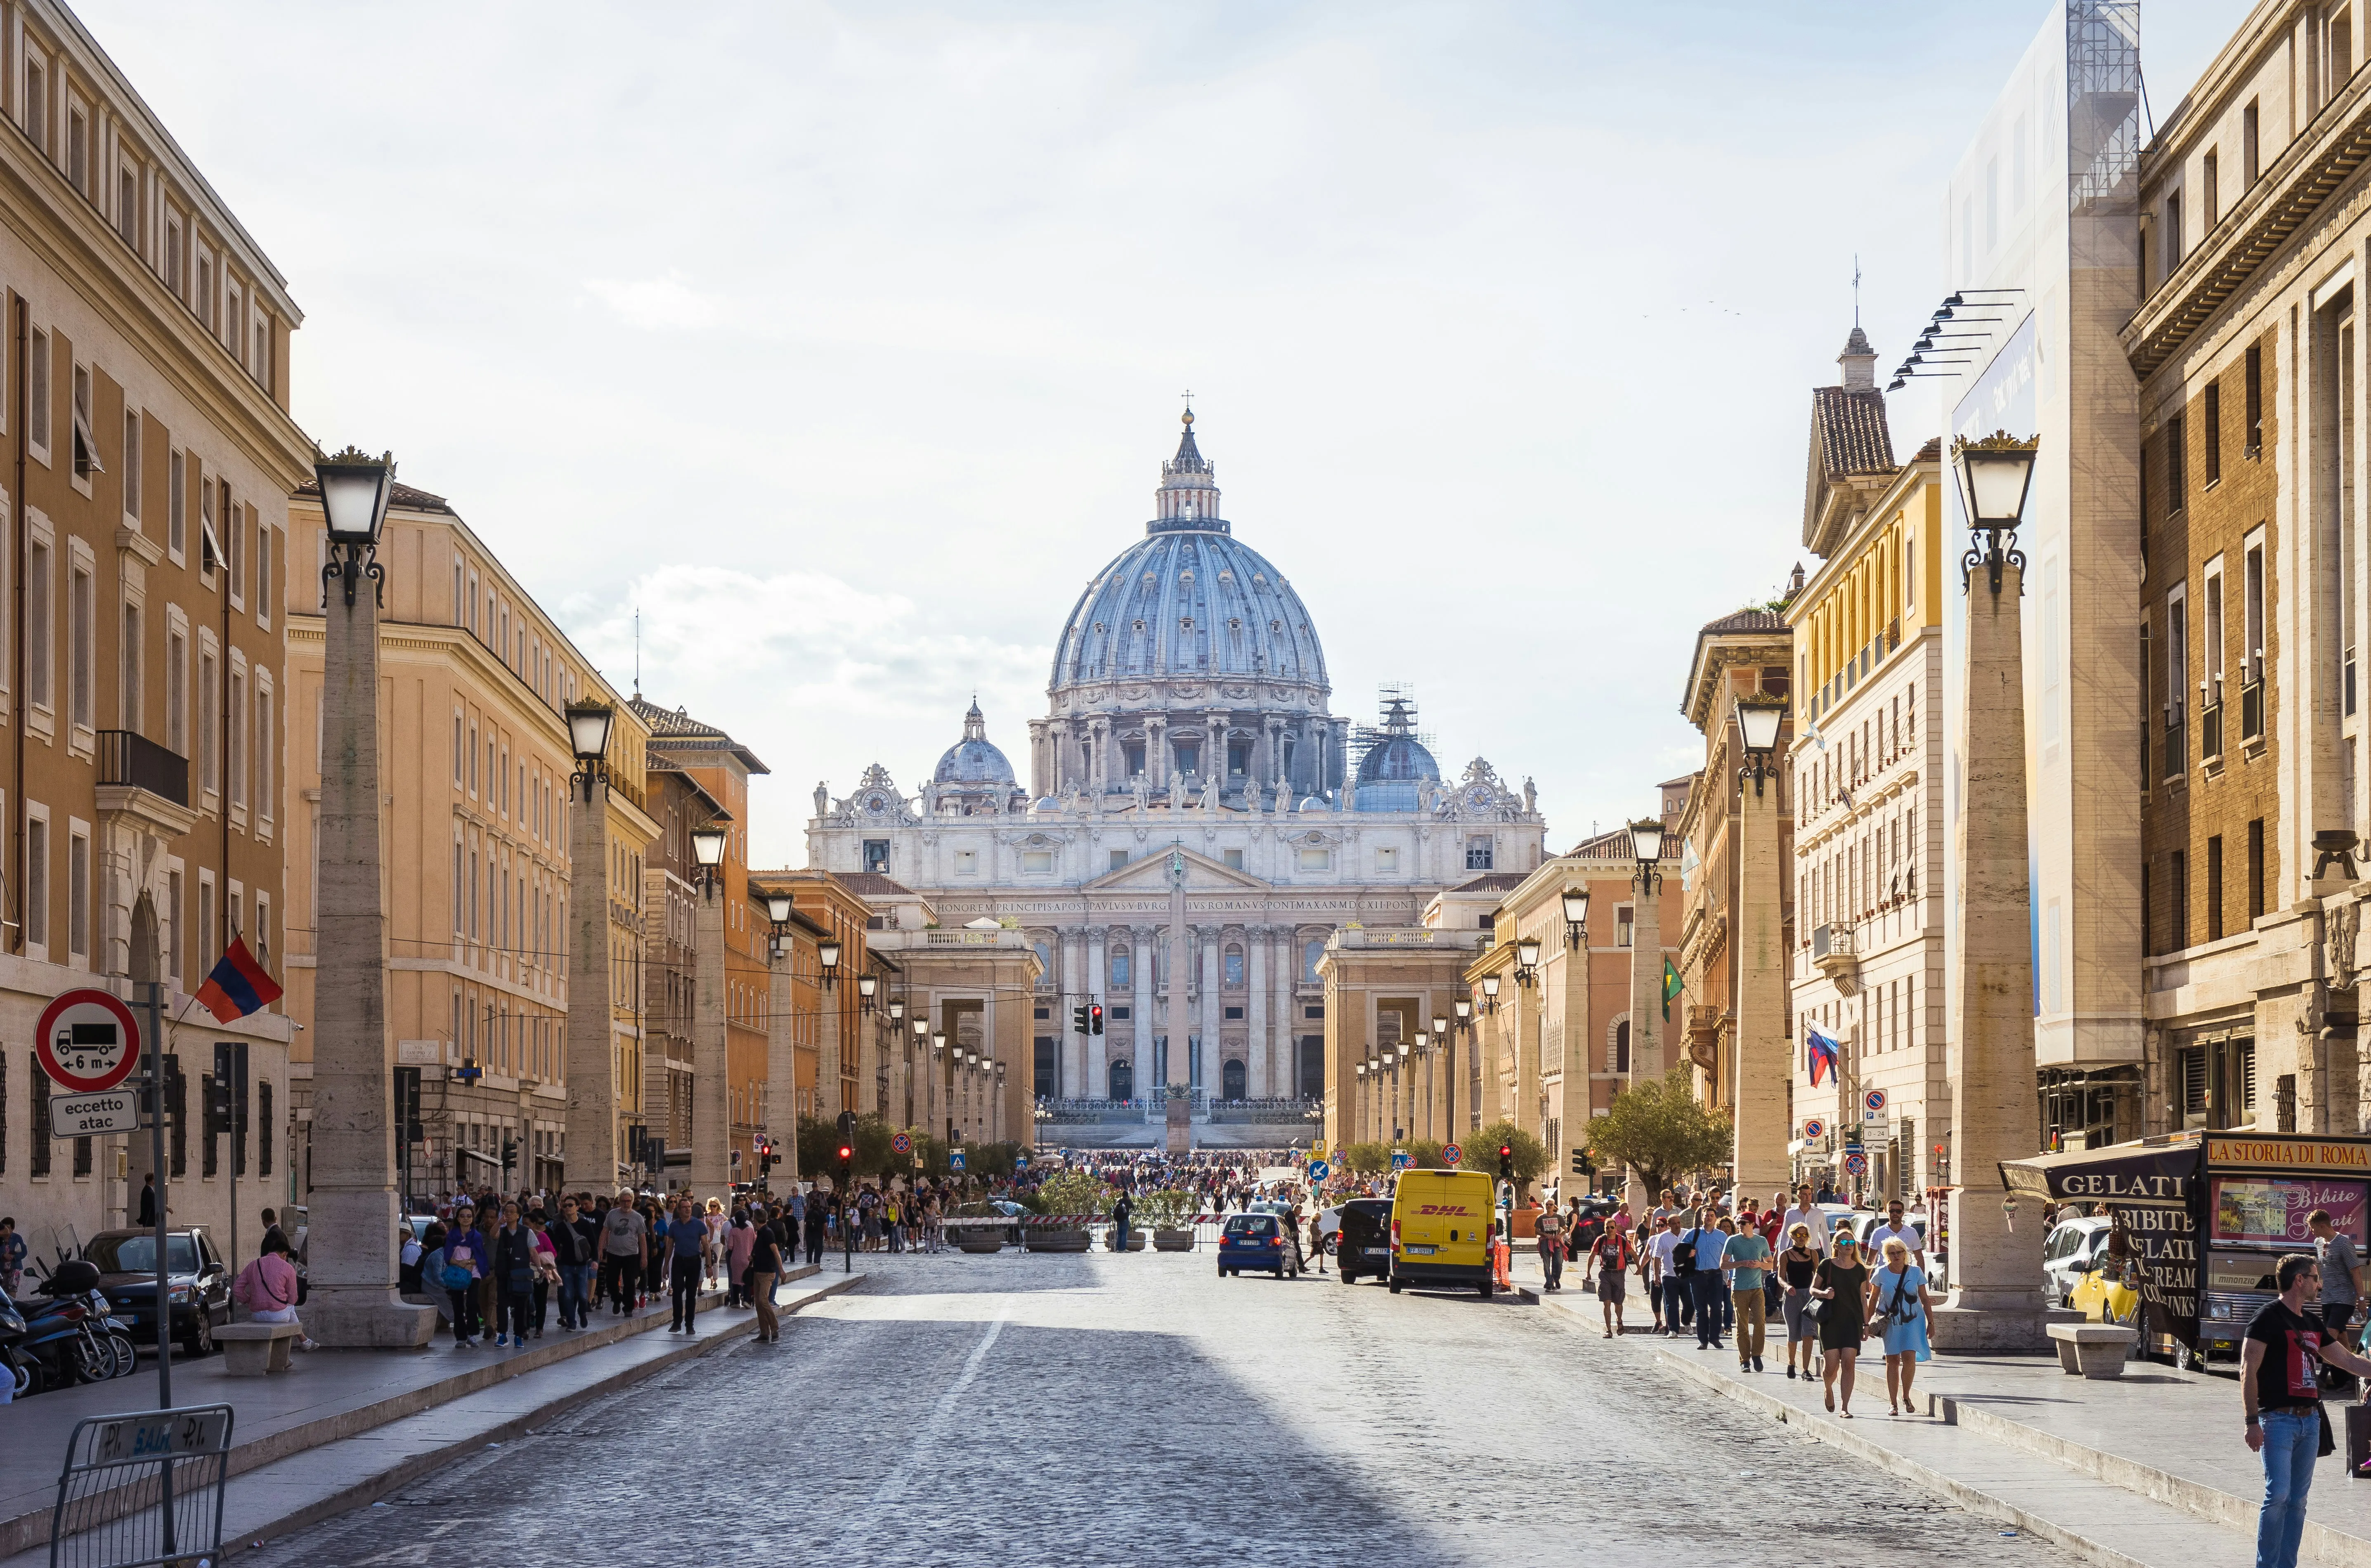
(458, 1147), (501, 1169)
(2000, 1135), (2205, 1349)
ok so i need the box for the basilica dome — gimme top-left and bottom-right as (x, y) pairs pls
(1049, 413), (1328, 698)
(1353, 697), (1439, 812)
(934, 700), (1016, 785)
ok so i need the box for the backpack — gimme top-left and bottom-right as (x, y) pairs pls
(1672, 1232), (1698, 1273)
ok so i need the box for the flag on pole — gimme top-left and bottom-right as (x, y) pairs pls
(1661, 958), (1682, 1021)
(1805, 1024), (1841, 1087)
(196, 934), (284, 1023)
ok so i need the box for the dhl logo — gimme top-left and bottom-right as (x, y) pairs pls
(1416, 1204), (1473, 1216)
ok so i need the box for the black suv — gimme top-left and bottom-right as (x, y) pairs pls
(1335, 1198), (1394, 1285)
(87, 1228), (229, 1357)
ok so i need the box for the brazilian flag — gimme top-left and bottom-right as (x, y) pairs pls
(1662, 958), (1682, 1021)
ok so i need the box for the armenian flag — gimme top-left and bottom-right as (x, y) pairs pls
(1805, 1024), (1841, 1087)
(196, 934), (283, 1023)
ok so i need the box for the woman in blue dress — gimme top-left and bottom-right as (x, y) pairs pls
(1874, 1235), (1936, 1416)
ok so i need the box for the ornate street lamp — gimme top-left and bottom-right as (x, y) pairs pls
(1454, 996), (1473, 1030)
(689, 822), (728, 898)
(1480, 973), (1501, 1012)
(314, 446), (395, 607)
(762, 890), (794, 959)
(818, 939), (841, 989)
(1515, 936), (1543, 988)
(857, 973), (878, 1011)
(1734, 693), (1787, 797)
(889, 997), (906, 1026)
(1629, 817), (1666, 896)
(565, 701), (615, 801)
(1561, 888), (1590, 950)
(1952, 430), (2039, 595)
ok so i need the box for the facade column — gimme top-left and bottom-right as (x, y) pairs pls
(1085, 925), (1107, 1097)
(1058, 929), (1081, 1099)
(1197, 926), (1220, 1093)
(1088, 717), (1110, 796)
(1734, 762), (1791, 1195)
(1132, 923), (1156, 1101)
(305, 526), (437, 1347)
(1932, 548), (2062, 1350)
(691, 881), (730, 1196)
(1278, 928), (1301, 1097)
(1165, 859), (1190, 1091)
(1148, 715), (1169, 796)
(1246, 924), (1268, 1099)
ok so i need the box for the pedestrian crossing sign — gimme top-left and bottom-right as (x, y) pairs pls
(950, 1150), (967, 1171)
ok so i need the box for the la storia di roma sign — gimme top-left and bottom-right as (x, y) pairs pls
(2207, 1137), (2371, 1172)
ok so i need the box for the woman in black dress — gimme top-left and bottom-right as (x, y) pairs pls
(1812, 1234), (1872, 1417)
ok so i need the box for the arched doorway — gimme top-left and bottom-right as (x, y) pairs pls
(1616, 1020), (1631, 1074)
(1109, 1060), (1134, 1102)
(1222, 1058), (1247, 1101)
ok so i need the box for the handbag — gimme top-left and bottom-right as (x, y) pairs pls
(441, 1261), (473, 1291)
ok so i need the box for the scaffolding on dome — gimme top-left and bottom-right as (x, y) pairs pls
(1347, 683), (1437, 778)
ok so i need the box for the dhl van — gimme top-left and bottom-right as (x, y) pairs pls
(1388, 1169), (1498, 1296)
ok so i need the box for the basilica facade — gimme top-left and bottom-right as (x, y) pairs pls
(806, 413), (1548, 1106)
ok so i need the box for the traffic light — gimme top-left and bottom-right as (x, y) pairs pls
(1089, 1002), (1104, 1036)
(1498, 1142), (1514, 1181)
(1073, 1003), (1089, 1034)
(501, 1140), (518, 1176)
(1570, 1148), (1596, 1178)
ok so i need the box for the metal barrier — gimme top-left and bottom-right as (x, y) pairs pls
(48, 1404), (232, 1568)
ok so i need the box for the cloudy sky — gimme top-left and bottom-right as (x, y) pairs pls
(83, 0), (2235, 867)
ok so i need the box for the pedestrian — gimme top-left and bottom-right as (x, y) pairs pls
(1, 1216), (27, 1299)
(1778, 1223), (1821, 1380)
(137, 1173), (157, 1227)
(232, 1232), (309, 1347)
(1780, 1182), (1831, 1257)
(490, 1202), (535, 1348)
(1589, 1223), (1633, 1336)
(644, 1197), (670, 1305)
(600, 1189), (647, 1317)
(1536, 1202), (1566, 1293)
(704, 1198), (728, 1287)
(1812, 1233), (1871, 1416)
(1112, 1190), (1135, 1254)
(804, 1196), (826, 1266)
(1873, 1236), (1934, 1415)
(1723, 1210), (1773, 1372)
(1648, 1214), (1685, 1333)
(2310, 1208), (2364, 1391)
(1679, 1214), (1726, 1351)
(748, 1208), (785, 1343)
(548, 1197), (594, 1329)
(2247, 1253), (2371, 1568)
(1867, 1198), (1927, 1273)
(440, 1203), (487, 1348)
(667, 1197), (707, 1333)
(726, 1209), (757, 1306)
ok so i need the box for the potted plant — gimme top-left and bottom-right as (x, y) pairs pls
(1025, 1171), (1103, 1252)
(1143, 1188), (1200, 1251)
(946, 1200), (1010, 1253)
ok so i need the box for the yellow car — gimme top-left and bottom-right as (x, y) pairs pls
(2068, 1251), (2141, 1325)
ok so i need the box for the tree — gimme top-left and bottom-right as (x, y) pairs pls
(1583, 1067), (1734, 1199)
(1464, 1120), (1549, 1198)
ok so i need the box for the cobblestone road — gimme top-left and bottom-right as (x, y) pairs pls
(243, 1254), (2046, 1567)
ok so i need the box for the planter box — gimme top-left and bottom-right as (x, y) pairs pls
(1025, 1228), (1091, 1253)
(1106, 1231), (1146, 1252)
(1152, 1229), (1197, 1252)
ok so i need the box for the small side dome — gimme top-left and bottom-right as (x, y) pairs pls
(934, 700), (1017, 786)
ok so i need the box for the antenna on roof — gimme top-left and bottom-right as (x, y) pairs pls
(633, 607), (641, 699)
(1853, 254), (1861, 327)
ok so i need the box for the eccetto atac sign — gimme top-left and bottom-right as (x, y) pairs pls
(2207, 1138), (2371, 1173)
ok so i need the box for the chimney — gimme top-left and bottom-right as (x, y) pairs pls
(1838, 326), (1878, 390)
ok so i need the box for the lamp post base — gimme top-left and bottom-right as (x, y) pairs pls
(1928, 1293), (2080, 1354)
(299, 1287), (440, 1348)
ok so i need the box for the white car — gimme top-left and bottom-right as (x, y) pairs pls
(2041, 1216), (2114, 1307)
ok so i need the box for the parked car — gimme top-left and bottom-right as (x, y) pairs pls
(1335, 1198), (1393, 1285)
(1566, 1196), (1622, 1259)
(2041, 1216), (2115, 1308)
(84, 1228), (229, 1358)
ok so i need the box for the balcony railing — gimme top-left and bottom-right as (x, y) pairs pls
(2241, 677), (2264, 743)
(96, 730), (188, 807)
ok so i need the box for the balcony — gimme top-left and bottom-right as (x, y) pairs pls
(1811, 923), (1860, 996)
(94, 730), (197, 840)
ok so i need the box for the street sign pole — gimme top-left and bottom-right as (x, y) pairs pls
(137, 979), (168, 1413)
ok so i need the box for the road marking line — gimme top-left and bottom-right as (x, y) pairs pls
(870, 1300), (1010, 1504)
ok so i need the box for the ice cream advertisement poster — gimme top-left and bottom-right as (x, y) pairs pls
(2210, 1176), (2370, 1246)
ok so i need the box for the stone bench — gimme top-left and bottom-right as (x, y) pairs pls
(2047, 1321), (2138, 1380)
(215, 1320), (304, 1376)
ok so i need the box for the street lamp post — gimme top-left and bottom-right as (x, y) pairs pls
(304, 448), (436, 1346)
(1626, 817), (1667, 1084)
(1931, 430), (2064, 1352)
(1731, 692), (1791, 1197)
(689, 822), (730, 1196)
(1451, 997), (1473, 1135)
(561, 696), (619, 1200)
(761, 890), (797, 1189)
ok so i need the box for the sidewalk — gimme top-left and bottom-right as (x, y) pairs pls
(1514, 1255), (2371, 1567)
(0, 1265), (853, 1561)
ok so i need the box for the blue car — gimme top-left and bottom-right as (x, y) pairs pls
(1217, 1212), (1302, 1279)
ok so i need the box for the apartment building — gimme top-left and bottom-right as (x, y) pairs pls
(284, 481), (657, 1202)
(0, 0), (305, 1271)
(2124, 0), (2371, 1138)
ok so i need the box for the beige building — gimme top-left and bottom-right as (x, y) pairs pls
(2123, 0), (2371, 1141)
(0, 0), (304, 1276)
(1785, 394), (1948, 1197)
(284, 481), (657, 1201)
(859, 916), (1041, 1148)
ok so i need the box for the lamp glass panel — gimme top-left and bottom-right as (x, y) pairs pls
(1957, 442), (2038, 525)
(1517, 938), (1542, 968)
(1735, 699), (1784, 754)
(565, 703), (615, 763)
(1561, 889), (1590, 924)
(1630, 819), (1665, 863)
(764, 893), (794, 925)
(819, 940), (842, 970)
(1481, 975), (1501, 997)
(317, 464), (389, 542)
(690, 826), (727, 868)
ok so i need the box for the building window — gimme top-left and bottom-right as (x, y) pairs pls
(2203, 148), (2220, 229)
(954, 848), (979, 876)
(1616, 904), (1634, 948)
(67, 828), (87, 959)
(1223, 848), (1243, 870)
(1111, 948), (1129, 987)
(1224, 946), (1244, 988)
(1174, 741), (1200, 776)
(863, 839), (889, 873)
(26, 536), (47, 710)
(2170, 850), (2189, 952)
(1376, 845), (1399, 873)
(168, 449), (184, 555)
(1466, 836), (1494, 871)
(2208, 834), (2224, 942)
(69, 562), (90, 730)
(27, 329), (47, 454)
(1303, 939), (1325, 983)
(24, 815), (46, 951)
(1020, 850), (1053, 874)
(2163, 191), (2182, 275)
(1298, 848), (1331, 871)
(70, 363), (97, 480)
(2204, 382), (2221, 486)
(119, 603), (140, 733)
(256, 686), (274, 824)
(2165, 411), (2185, 513)
(122, 410), (140, 517)
(2245, 342), (2264, 453)
(2248, 818), (2266, 923)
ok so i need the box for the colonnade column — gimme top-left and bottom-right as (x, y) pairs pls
(1148, 716), (1169, 796)
(1132, 924), (1156, 1101)
(1246, 926), (1269, 1100)
(1085, 926), (1107, 1098)
(1274, 928), (1299, 1098)
(1197, 926), (1220, 1093)
(1058, 930), (1082, 1099)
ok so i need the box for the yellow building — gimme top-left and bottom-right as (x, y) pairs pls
(285, 480), (657, 1200)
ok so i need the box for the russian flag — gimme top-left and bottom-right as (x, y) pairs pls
(1805, 1025), (1840, 1088)
(196, 934), (283, 1023)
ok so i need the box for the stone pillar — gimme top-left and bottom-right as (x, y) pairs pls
(821, 971), (843, 1122)
(1131, 924), (1155, 1101)
(304, 542), (436, 1347)
(1198, 926), (1220, 1092)
(1932, 553), (2064, 1351)
(1734, 770), (1791, 1195)
(1247, 925), (1269, 1098)
(766, 940), (799, 1183)
(1085, 926), (1107, 1096)
(1556, 933), (1593, 1194)
(1148, 715), (1169, 796)
(1057, 929), (1080, 1099)
(691, 883), (729, 1196)
(1166, 867), (1190, 1091)
(1628, 866), (1665, 1081)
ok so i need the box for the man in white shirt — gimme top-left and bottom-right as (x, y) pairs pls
(1778, 1181), (1832, 1258)
(1865, 1197), (1925, 1270)
(1647, 1217), (1686, 1335)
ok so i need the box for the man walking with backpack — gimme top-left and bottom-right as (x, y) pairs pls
(600, 1189), (647, 1317)
(1679, 1214), (1726, 1351)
